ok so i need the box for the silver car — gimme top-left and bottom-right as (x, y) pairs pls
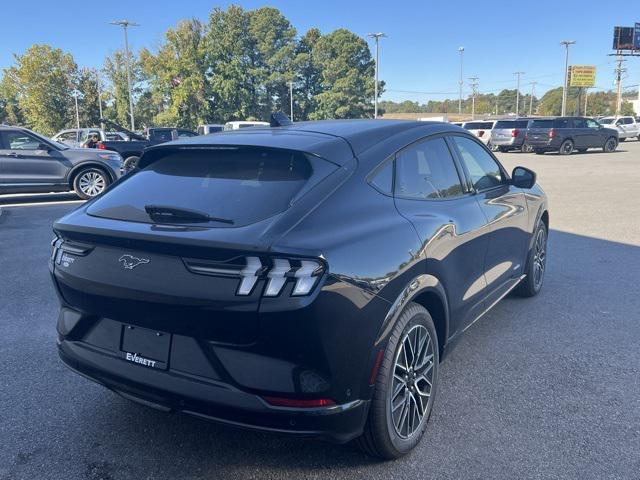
(490, 119), (530, 152)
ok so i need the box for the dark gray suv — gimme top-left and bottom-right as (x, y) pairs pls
(526, 117), (618, 155)
(0, 126), (123, 199)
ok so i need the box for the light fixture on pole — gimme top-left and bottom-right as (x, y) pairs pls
(560, 40), (575, 117)
(368, 32), (386, 119)
(458, 47), (464, 115)
(95, 69), (104, 130)
(110, 19), (140, 131)
(514, 71), (525, 116)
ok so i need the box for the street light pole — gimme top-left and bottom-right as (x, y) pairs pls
(368, 32), (386, 119)
(560, 40), (575, 117)
(514, 71), (525, 116)
(529, 81), (537, 116)
(110, 20), (140, 131)
(458, 47), (464, 115)
(289, 81), (294, 122)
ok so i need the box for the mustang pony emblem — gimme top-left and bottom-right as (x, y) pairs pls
(118, 254), (150, 270)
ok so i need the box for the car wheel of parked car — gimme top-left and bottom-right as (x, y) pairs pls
(73, 168), (109, 200)
(123, 156), (140, 172)
(603, 137), (617, 153)
(515, 221), (547, 297)
(521, 143), (533, 153)
(559, 139), (574, 155)
(356, 302), (438, 459)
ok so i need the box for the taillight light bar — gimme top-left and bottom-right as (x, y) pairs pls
(262, 396), (336, 408)
(184, 256), (325, 297)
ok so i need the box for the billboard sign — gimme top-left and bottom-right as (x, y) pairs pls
(613, 26), (636, 50)
(568, 65), (596, 88)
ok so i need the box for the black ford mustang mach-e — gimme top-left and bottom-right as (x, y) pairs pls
(51, 119), (548, 459)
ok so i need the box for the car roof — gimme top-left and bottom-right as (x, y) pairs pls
(142, 119), (465, 167)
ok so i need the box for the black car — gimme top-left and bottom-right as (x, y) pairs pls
(526, 116), (618, 155)
(51, 120), (549, 459)
(0, 125), (123, 199)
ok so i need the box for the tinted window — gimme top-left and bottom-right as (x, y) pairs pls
(451, 136), (503, 191)
(87, 148), (336, 227)
(530, 120), (553, 128)
(2, 131), (43, 150)
(370, 160), (393, 195)
(56, 131), (78, 142)
(463, 122), (493, 130)
(514, 120), (529, 128)
(573, 118), (586, 128)
(395, 138), (463, 200)
(150, 130), (174, 142)
(494, 121), (516, 129)
(178, 130), (197, 138)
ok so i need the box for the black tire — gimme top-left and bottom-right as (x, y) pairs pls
(521, 143), (533, 153)
(123, 156), (140, 172)
(73, 167), (109, 200)
(498, 146), (508, 153)
(559, 139), (574, 155)
(619, 137), (626, 142)
(515, 221), (547, 297)
(356, 303), (439, 459)
(603, 137), (617, 153)
(534, 149), (545, 155)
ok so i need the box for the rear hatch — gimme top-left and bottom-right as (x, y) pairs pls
(463, 121), (494, 141)
(53, 144), (345, 344)
(492, 120), (529, 143)
(526, 119), (554, 143)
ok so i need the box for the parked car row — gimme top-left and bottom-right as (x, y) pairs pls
(454, 116), (621, 155)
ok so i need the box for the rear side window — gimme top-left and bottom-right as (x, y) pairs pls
(395, 137), (464, 200)
(554, 118), (571, 129)
(87, 148), (337, 227)
(514, 120), (529, 128)
(369, 160), (393, 195)
(530, 120), (553, 128)
(494, 121), (515, 129)
(464, 122), (493, 130)
(451, 136), (504, 191)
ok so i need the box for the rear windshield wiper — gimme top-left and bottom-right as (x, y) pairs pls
(144, 205), (234, 225)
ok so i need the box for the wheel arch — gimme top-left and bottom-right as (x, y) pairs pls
(67, 162), (114, 187)
(375, 274), (449, 360)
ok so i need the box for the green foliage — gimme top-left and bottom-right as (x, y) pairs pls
(77, 68), (102, 127)
(310, 29), (378, 120)
(1, 44), (77, 135)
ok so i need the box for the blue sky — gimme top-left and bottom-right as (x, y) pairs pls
(2, 0), (639, 102)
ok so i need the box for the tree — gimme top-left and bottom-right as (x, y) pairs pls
(140, 19), (209, 129)
(248, 7), (297, 119)
(0, 72), (23, 125)
(293, 28), (323, 120)
(77, 68), (102, 127)
(204, 6), (257, 122)
(2, 44), (77, 135)
(310, 29), (378, 119)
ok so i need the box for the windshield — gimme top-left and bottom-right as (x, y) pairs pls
(599, 118), (614, 124)
(87, 147), (337, 227)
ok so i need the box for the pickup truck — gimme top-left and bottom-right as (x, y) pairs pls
(598, 116), (640, 141)
(96, 119), (198, 171)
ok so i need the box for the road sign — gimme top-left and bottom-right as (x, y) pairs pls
(569, 65), (596, 88)
(613, 26), (635, 50)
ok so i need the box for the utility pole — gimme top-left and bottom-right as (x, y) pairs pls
(514, 71), (525, 116)
(614, 55), (626, 116)
(458, 47), (464, 115)
(469, 76), (479, 120)
(110, 20), (140, 131)
(560, 40), (575, 117)
(289, 81), (294, 122)
(368, 32), (386, 119)
(73, 91), (80, 129)
(584, 87), (589, 116)
(528, 81), (537, 116)
(95, 70), (104, 130)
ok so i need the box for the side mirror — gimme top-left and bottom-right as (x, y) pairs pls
(512, 166), (536, 189)
(37, 143), (53, 152)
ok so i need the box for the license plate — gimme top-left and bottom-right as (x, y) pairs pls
(120, 324), (171, 369)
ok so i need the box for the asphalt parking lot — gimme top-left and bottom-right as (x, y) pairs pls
(1, 142), (639, 480)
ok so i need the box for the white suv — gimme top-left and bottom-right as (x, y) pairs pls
(598, 116), (640, 141)
(461, 120), (497, 146)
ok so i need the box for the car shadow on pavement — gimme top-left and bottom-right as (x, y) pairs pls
(3, 228), (640, 480)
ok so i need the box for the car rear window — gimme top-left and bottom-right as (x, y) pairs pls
(529, 120), (553, 128)
(494, 121), (515, 129)
(87, 147), (337, 227)
(463, 122), (493, 130)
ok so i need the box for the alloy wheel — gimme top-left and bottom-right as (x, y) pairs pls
(78, 171), (106, 197)
(389, 324), (434, 439)
(605, 138), (617, 152)
(532, 227), (547, 290)
(561, 140), (573, 154)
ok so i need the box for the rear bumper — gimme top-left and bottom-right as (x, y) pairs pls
(58, 339), (369, 443)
